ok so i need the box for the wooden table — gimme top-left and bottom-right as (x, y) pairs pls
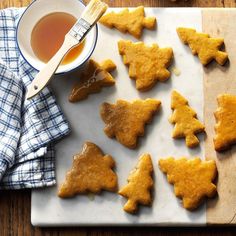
(1, 0), (236, 235)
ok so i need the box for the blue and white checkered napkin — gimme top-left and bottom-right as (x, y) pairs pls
(0, 8), (70, 189)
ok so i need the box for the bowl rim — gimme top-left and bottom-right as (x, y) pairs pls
(16, 0), (98, 75)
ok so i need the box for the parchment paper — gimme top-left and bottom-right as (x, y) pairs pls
(31, 8), (205, 226)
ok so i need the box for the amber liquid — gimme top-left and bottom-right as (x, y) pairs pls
(31, 12), (85, 65)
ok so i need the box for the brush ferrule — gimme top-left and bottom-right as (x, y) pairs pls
(69, 18), (91, 42)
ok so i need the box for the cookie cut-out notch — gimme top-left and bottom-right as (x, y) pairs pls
(69, 59), (116, 102)
(177, 27), (228, 66)
(100, 99), (161, 149)
(159, 157), (217, 210)
(118, 40), (173, 91)
(214, 94), (236, 152)
(58, 142), (118, 198)
(99, 6), (156, 39)
(119, 153), (153, 214)
(169, 90), (205, 148)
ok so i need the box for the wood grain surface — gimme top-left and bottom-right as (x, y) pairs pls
(0, 0), (236, 235)
(203, 9), (236, 225)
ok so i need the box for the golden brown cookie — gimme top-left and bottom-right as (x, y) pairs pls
(118, 40), (173, 91)
(169, 90), (205, 148)
(177, 27), (228, 66)
(214, 94), (236, 152)
(99, 6), (156, 39)
(159, 157), (217, 210)
(69, 59), (116, 102)
(100, 99), (161, 149)
(119, 153), (153, 213)
(58, 142), (118, 198)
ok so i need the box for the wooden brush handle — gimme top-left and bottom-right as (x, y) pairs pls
(26, 34), (79, 99)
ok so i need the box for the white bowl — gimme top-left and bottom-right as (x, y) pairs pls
(16, 0), (98, 74)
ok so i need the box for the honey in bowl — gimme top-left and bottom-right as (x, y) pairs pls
(31, 12), (85, 65)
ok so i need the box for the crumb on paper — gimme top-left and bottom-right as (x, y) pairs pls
(87, 193), (95, 201)
(171, 67), (181, 76)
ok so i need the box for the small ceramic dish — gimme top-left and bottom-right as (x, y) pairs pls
(16, 0), (98, 74)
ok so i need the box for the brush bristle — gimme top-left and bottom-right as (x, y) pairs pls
(81, 0), (108, 25)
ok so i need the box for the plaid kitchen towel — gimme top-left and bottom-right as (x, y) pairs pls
(0, 8), (70, 189)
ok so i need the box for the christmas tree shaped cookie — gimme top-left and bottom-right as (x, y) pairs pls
(58, 142), (118, 198)
(99, 6), (156, 39)
(177, 27), (228, 65)
(119, 153), (154, 213)
(169, 90), (205, 148)
(118, 40), (173, 91)
(69, 59), (116, 102)
(214, 94), (236, 151)
(100, 99), (161, 149)
(159, 157), (217, 210)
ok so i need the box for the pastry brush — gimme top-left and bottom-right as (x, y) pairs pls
(26, 0), (107, 99)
